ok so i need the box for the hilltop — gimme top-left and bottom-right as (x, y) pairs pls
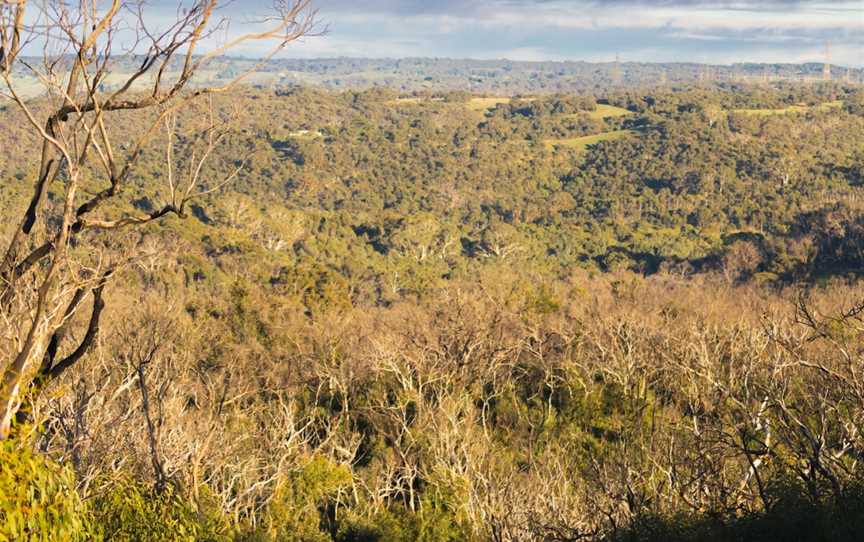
(7, 57), (863, 98)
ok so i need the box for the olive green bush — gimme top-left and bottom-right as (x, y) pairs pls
(90, 476), (230, 542)
(0, 437), (94, 542)
(256, 456), (352, 542)
(612, 484), (864, 542)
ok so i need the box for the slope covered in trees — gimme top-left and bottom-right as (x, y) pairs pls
(3, 79), (864, 541)
(6, 82), (862, 305)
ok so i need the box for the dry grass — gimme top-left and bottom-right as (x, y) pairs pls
(562, 104), (632, 121)
(385, 96), (446, 106)
(31, 264), (864, 538)
(466, 96), (511, 112)
(544, 129), (638, 151)
(732, 100), (844, 116)
(589, 104), (632, 119)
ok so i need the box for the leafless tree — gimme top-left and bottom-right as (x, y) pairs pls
(0, 0), (318, 438)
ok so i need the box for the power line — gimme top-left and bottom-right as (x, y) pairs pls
(611, 53), (622, 86)
(823, 41), (831, 82)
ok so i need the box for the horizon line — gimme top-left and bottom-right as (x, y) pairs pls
(17, 54), (862, 70)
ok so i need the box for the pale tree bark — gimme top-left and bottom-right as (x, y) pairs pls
(0, 0), (318, 439)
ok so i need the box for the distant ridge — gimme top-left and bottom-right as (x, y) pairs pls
(10, 57), (863, 96)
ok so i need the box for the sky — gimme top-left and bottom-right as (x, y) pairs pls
(157, 1), (863, 66)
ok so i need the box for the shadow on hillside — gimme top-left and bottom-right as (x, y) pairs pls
(609, 489), (864, 542)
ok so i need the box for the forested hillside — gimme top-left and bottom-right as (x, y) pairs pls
(3, 77), (864, 541)
(5, 82), (863, 306)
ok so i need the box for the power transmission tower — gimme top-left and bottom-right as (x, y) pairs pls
(611, 53), (623, 86)
(823, 42), (832, 81)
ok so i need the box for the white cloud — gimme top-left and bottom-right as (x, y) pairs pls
(17, 1), (861, 65)
(304, 1), (863, 65)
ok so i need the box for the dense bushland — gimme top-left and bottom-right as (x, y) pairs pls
(3, 84), (864, 295)
(5, 267), (864, 540)
(3, 81), (864, 540)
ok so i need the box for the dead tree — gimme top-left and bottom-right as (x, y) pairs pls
(0, 0), (318, 438)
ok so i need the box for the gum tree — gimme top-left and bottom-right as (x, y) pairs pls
(0, 0), (317, 438)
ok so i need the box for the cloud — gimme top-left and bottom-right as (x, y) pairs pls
(317, 0), (853, 10)
(140, 0), (864, 65)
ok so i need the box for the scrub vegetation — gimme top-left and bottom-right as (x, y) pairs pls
(3, 2), (864, 541)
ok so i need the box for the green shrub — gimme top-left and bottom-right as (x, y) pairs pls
(90, 476), (230, 542)
(258, 456), (353, 542)
(0, 437), (94, 542)
(335, 487), (472, 542)
(612, 484), (864, 542)
(336, 512), (407, 542)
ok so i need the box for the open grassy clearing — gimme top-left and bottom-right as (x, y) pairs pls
(544, 129), (638, 151)
(3, 76), (49, 99)
(390, 97), (425, 105)
(286, 129), (324, 140)
(587, 104), (633, 119)
(385, 96), (447, 106)
(732, 100), (844, 116)
(99, 70), (224, 89)
(6, 69), (267, 99)
(466, 96), (511, 112)
(562, 104), (632, 121)
(385, 95), (513, 112)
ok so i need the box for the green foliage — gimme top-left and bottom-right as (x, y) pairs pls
(5, 83), (862, 308)
(336, 499), (471, 542)
(90, 477), (230, 542)
(4, 80), (864, 541)
(612, 485), (864, 542)
(0, 437), (94, 542)
(257, 456), (353, 542)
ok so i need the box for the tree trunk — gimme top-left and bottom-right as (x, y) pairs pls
(0, 336), (49, 438)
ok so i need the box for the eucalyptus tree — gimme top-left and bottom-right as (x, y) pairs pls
(0, 0), (318, 438)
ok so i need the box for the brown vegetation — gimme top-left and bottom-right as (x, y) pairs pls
(2, 2), (864, 541)
(28, 265), (864, 539)
(0, 0), (316, 439)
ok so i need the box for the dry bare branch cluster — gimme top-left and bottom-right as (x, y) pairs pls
(0, 0), (317, 439)
(24, 270), (864, 539)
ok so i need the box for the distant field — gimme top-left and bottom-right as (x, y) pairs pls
(390, 97), (633, 120)
(5, 76), (44, 99)
(6, 69), (253, 98)
(587, 104), (632, 119)
(732, 100), (844, 116)
(466, 96), (511, 112)
(544, 129), (638, 151)
(562, 104), (632, 121)
(243, 71), (284, 86)
(286, 129), (324, 140)
(390, 97), (425, 105)
(386, 96), (447, 106)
